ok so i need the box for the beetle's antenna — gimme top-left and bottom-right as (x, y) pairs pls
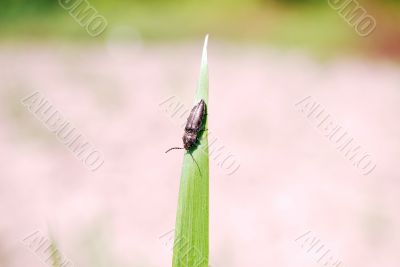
(165, 147), (184, 153)
(188, 152), (202, 177)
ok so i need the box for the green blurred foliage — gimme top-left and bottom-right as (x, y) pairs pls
(1, 0), (57, 16)
(0, 0), (399, 58)
(1, 0), (398, 16)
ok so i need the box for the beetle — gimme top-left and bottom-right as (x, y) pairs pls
(166, 99), (207, 153)
(165, 99), (207, 172)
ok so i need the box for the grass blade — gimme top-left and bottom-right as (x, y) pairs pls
(172, 35), (209, 267)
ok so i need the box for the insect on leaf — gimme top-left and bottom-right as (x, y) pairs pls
(172, 35), (209, 267)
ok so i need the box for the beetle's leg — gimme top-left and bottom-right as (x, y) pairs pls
(193, 137), (203, 147)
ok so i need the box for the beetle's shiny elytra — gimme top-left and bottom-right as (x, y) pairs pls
(165, 99), (207, 153)
(183, 99), (206, 150)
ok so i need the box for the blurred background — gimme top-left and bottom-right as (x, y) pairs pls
(1, 0), (399, 266)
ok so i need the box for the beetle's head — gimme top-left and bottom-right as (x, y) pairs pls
(183, 132), (197, 150)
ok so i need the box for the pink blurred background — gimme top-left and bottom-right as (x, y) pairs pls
(1, 1), (400, 266)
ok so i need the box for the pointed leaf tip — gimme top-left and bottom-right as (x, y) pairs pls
(202, 35), (209, 62)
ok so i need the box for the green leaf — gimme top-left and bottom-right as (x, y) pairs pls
(172, 35), (209, 267)
(48, 237), (62, 267)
